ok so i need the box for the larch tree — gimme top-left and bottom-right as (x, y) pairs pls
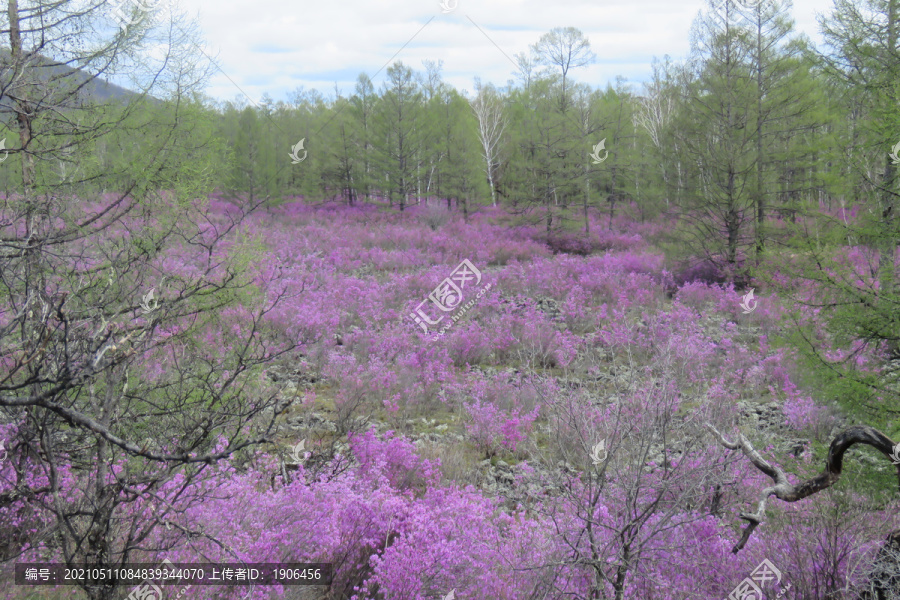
(739, 0), (823, 261)
(373, 62), (426, 211)
(676, 0), (758, 282)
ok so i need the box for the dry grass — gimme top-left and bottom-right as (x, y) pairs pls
(416, 439), (483, 487)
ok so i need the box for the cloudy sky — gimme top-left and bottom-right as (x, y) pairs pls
(159, 0), (836, 104)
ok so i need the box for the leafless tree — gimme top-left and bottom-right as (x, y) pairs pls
(0, 2), (303, 599)
(527, 343), (739, 600)
(530, 26), (596, 112)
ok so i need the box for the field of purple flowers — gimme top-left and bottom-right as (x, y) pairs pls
(3, 197), (898, 600)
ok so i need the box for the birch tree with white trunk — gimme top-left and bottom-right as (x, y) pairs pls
(469, 80), (507, 207)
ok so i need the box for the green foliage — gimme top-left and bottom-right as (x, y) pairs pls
(755, 0), (900, 427)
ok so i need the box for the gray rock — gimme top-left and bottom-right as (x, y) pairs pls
(781, 439), (809, 457)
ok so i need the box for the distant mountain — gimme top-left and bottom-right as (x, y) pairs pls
(0, 48), (156, 112)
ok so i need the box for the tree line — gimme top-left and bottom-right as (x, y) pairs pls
(200, 0), (895, 279)
(1, 0), (895, 284)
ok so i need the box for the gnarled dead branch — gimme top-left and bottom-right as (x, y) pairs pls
(707, 424), (900, 553)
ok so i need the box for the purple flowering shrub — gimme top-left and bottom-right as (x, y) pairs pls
(2, 198), (896, 600)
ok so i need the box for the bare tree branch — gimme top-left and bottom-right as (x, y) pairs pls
(708, 423), (900, 552)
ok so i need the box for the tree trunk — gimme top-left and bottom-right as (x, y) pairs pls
(584, 148), (591, 235)
(488, 166), (497, 207)
(612, 544), (630, 600)
(8, 0), (35, 195)
(754, 11), (765, 263)
(546, 203), (552, 235)
(879, 0), (898, 356)
(607, 96), (624, 230)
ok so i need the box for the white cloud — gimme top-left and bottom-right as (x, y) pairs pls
(171, 0), (832, 103)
